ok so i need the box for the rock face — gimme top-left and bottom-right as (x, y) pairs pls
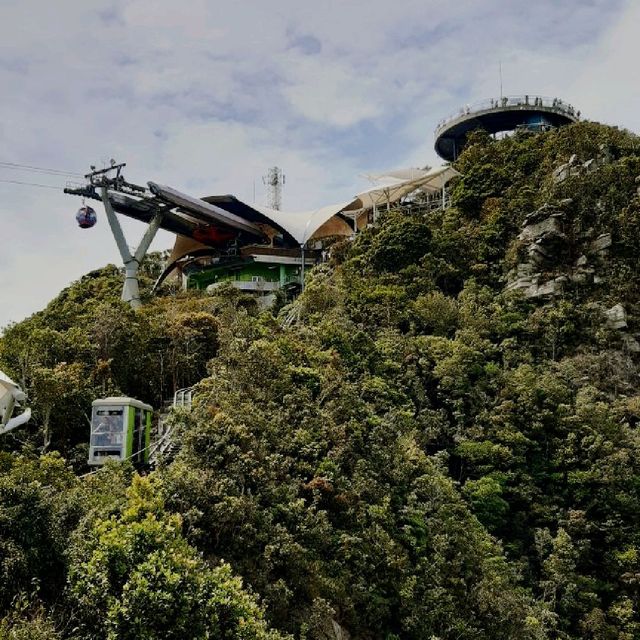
(315, 619), (351, 640)
(518, 208), (564, 242)
(505, 273), (568, 299)
(518, 206), (569, 270)
(553, 145), (613, 184)
(623, 334), (640, 353)
(506, 189), (616, 299)
(591, 233), (612, 256)
(606, 304), (627, 330)
(600, 304), (640, 353)
(506, 204), (573, 298)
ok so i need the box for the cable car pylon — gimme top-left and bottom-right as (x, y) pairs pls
(65, 161), (165, 309)
(101, 185), (164, 309)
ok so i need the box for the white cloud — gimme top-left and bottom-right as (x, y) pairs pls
(282, 57), (383, 127)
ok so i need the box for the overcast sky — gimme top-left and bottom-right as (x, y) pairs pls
(1, 0), (639, 330)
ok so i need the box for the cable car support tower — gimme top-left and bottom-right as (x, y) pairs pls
(66, 162), (165, 309)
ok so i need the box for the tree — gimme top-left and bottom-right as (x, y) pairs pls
(67, 475), (285, 640)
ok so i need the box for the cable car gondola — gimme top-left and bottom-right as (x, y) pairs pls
(76, 205), (97, 229)
(88, 397), (153, 465)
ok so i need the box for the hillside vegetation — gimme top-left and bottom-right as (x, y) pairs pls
(1, 121), (640, 639)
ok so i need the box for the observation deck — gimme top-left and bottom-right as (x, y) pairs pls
(434, 95), (580, 161)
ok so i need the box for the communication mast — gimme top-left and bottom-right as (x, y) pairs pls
(263, 166), (285, 210)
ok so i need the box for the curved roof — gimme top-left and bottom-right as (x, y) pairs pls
(209, 165), (460, 244)
(103, 165), (460, 253)
(247, 200), (356, 245)
(346, 165), (459, 210)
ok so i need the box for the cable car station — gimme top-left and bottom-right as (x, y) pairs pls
(65, 164), (459, 307)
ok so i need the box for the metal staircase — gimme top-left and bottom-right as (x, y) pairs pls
(148, 387), (193, 465)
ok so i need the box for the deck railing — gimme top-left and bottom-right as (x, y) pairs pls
(435, 95), (579, 137)
(173, 387), (193, 410)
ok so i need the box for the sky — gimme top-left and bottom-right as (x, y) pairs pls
(1, 0), (639, 329)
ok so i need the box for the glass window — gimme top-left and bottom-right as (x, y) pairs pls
(90, 407), (125, 449)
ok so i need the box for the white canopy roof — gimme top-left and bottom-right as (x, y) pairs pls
(162, 164), (460, 253)
(248, 200), (356, 245)
(361, 167), (434, 184)
(239, 165), (460, 244)
(349, 165), (460, 210)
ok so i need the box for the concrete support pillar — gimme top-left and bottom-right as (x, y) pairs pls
(101, 186), (164, 309)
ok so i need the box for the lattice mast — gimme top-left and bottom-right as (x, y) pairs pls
(263, 166), (285, 210)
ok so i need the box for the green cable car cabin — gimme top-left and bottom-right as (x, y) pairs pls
(88, 397), (153, 466)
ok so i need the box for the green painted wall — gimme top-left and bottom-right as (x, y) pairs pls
(126, 406), (134, 459)
(144, 410), (151, 463)
(188, 261), (300, 290)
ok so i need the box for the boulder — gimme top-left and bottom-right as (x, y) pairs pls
(533, 277), (565, 298)
(527, 243), (552, 267)
(316, 619), (350, 640)
(591, 233), (612, 255)
(598, 143), (613, 163)
(505, 274), (539, 294)
(553, 164), (570, 183)
(506, 271), (568, 299)
(605, 304), (627, 330)
(516, 262), (535, 277)
(519, 214), (564, 242)
(526, 230), (569, 268)
(623, 334), (640, 353)
(570, 267), (594, 285)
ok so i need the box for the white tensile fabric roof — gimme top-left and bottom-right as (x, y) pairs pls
(242, 165), (460, 244)
(360, 167), (435, 183)
(161, 164), (459, 253)
(248, 200), (356, 245)
(350, 165), (459, 211)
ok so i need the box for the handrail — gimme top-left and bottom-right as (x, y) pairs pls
(435, 95), (579, 136)
(173, 387), (193, 410)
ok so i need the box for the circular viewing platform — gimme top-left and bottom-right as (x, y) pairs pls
(434, 95), (580, 161)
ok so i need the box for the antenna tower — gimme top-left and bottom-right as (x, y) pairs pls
(263, 166), (285, 210)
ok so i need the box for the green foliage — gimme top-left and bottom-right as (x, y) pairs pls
(67, 475), (284, 640)
(365, 212), (432, 272)
(160, 327), (549, 639)
(0, 454), (76, 612)
(0, 603), (61, 640)
(0, 267), (220, 456)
